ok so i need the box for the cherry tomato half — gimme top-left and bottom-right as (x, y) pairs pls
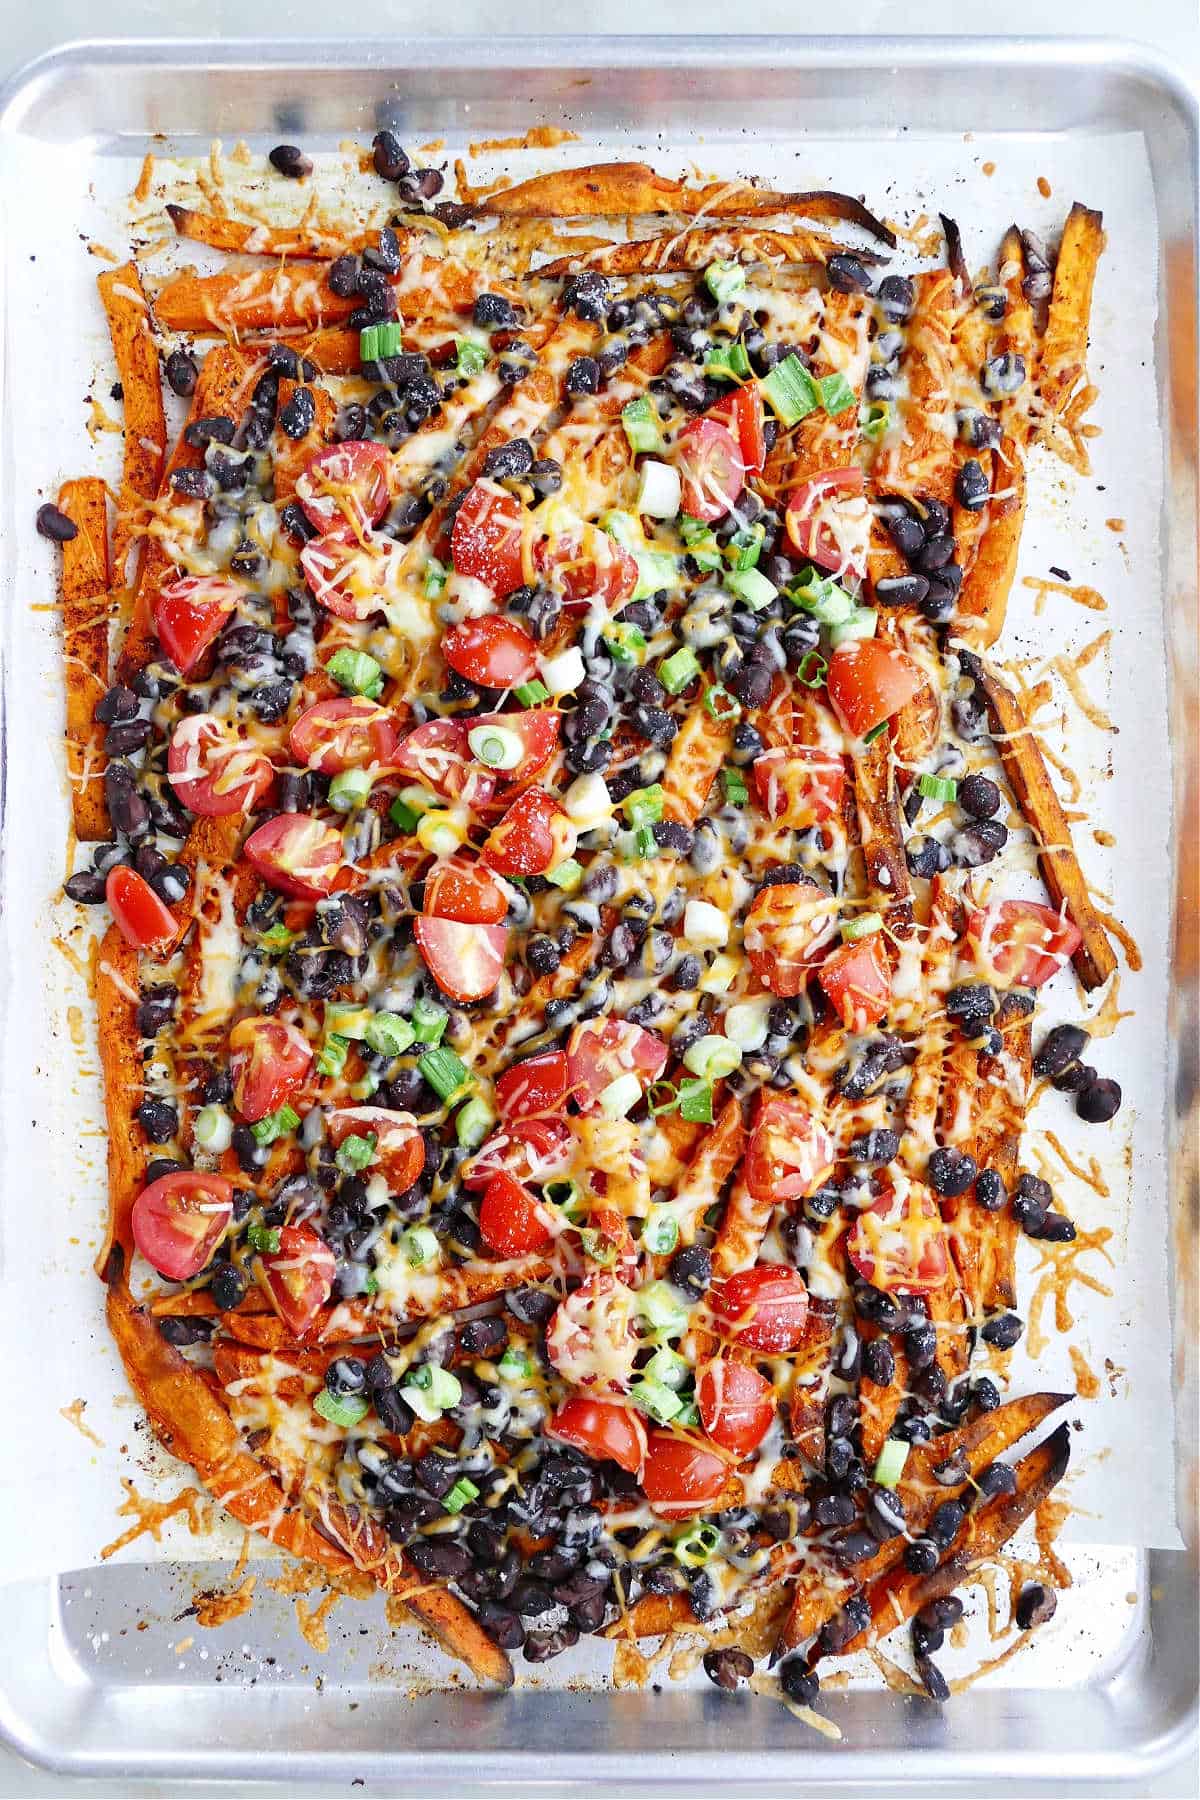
(154, 574), (240, 675)
(132, 1170), (233, 1281)
(258, 1223), (336, 1338)
(289, 696), (399, 775)
(709, 1265), (811, 1353)
(244, 814), (344, 899)
(482, 788), (576, 877)
(229, 1015), (313, 1122)
(965, 900), (1082, 990)
(105, 865), (176, 951)
(743, 878), (839, 997)
(818, 932), (893, 1031)
(707, 385), (767, 478)
(450, 480), (525, 596)
(395, 718), (496, 810)
(469, 708), (561, 784)
(547, 1397), (647, 1477)
(443, 614), (538, 690)
(697, 1359), (777, 1458)
(845, 1184), (949, 1294)
(535, 525), (638, 610)
(479, 1171), (555, 1257)
(752, 746), (846, 826)
(297, 441), (391, 542)
(412, 915), (508, 1002)
(167, 714), (274, 817)
(784, 466), (869, 578)
(461, 1117), (572, 1193)
(744, 1094), (836, 1205)
(825, 639), (923, 740)
(424, 858), (509, 925)
(566, 1016), (669, 1114)
(300, 533), (397, 622)
(324, 1107), (425, 1193)
(546, 1272), (637, 1394)
(640, 1432), (729, 1519)
(676, 417), (746, 523)
(495, 1050), (570, 1120)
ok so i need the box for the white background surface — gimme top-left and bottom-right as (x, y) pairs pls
(0, 1), (1196, 1795)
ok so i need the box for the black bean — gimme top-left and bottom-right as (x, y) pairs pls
(36, 502), (78, 542)
(903, 1321), (938, 1370)
(875, 573), (930, 608)
(628, 667), (666, 708)
(64, 869), (108, 904)
(670, 1244), (711, 1296)
(506, 1286), (557, 1326)
(921, 578), (958, 624)
(362, 226), (402, 276)
(971, 1376), (1001, 1415)
(477, 1602), (525, 1649)
(157, 1315), (214, 1347)
(277, 386), (316, 438)
(927, 1146), (977, 1198)
(915, 1652), (950, 1703)
(164, 347), (198, 397)
(371, 129), (410, 181)
(980, 1312), (1023, 1351)
(928, 1499), (967, 1549)
(325, 254), (361, 300)
(817, 1594), (871, 1654)
(703, 1647), (754, 1691)
(1011, 1186), (1048, 1236)
(981, 352), (1026, 396)
(184, 414), (235, 449)
(1076, 1077), (1122, 1123)
(102, 718), (151, 756)
(854, 1285), (907, 1333)
(912, 1616), (944, 1657)
(1031, 1023), (1089, 1080)
(975, 1460), (1018, 1502)
(137, 1097), (178, 1143)
(1052, 1059), (1097, 1095)
(885, 510), (926, 559)
(849, 1127), (901, 1167)
(730, 660), (772, 708)
(906, 835), (951, 879)
(945, 984), (996, 1030)
(914, 534), (955, 575)
(779, 1659), (820, 1707)
(877, 275), (915, 321)
(955, 458), (990, 511)
(1015, 1582), (1058, 1629)
(324, 1356), (367, 1398)
(863, 1337), (896, 1387)
(953, 819), (1008, 867)
(529, 458), (562, 501)
(565, 356), (600, 396)
(269, 143), (312, 179)
(1031, 1210), (1077, 1243)
(972, 1168), (1005, 1213)
(653, 820), (693, 857)
(483, 437), (534, 480)
(523, 1623), (579, 1663)
(833, 1527), (878, 1565)
(958, 773), (1000, 820)
(827, 253), (873, 293)
(904, 1538), (939, 1575)
(562, 272), (610, 322)
(630, 704), (677, 745)
(375, 1384), (415, 1435)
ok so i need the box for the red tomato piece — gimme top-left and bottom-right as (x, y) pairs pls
(845, 1183), (949, 1294)
(105, 866), (176, 951)
(547, 1398), (647, 1476)
(297, 441), (390, 542)
(818, 933), (893, 1031)
(229, 1016), (313, 1122)
(826, 639), (923, 740)
(394, 718), (496, 809)
(535, 525), (638, 609)
(258, 1223), (336, 1338)
(707, 385), (767, 477)
(752, 746), (846, 826)
(450, 480), (525, 596)
(546, 1272), (637, 1394)
(784, 465), (869, 577)
(299, 533), (397, 622)
(412, 915), (508, 1002)
(743, 879), (839, 997)
(469, 708), (561, 783)
(566, 1016), (669, 1114)
(324, 1107), (425, 1193)
(744, 1094), (836, 1205)
(583, 1204), (639, 1284)
(495, 1051), (569, 1120)
(289, 696), (399, 775)
(640, 1432), (729, 1520)
(676, 417), (747, 523)
(697, 1359), (777, 1458)
(131, 1171), (233, 1281)
(168, 713), (274, 817)
(424, 859), (508, 925)
(709, 1265), (811, 1353)
(244, 814), (344, 900)
(153, 574), (239, 675)
(461, 1117), (572, 1192)
(443, 614), (538, 690)
(479, 1170), (555, 1257)
(482, 787), (576, 877)
(966, 900), (1082, 990)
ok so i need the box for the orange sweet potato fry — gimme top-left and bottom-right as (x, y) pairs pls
(55, 477), (111, 839)
(97, 262), (166, 579)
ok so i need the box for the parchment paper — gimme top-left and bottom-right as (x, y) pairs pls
(0, 121), (1181, 1590)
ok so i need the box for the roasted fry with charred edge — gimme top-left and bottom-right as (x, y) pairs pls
(940, 214), (971, 300)
(166, 204), (419, 261)
(94, 927), (144, 1275)
(955, 436), (1027, 646)
(661, 700), (733, 825)
(1038, 204), (1105, 417)
(56, 478), (111, 840)
(151, 257), (494, 336)
(957, 649), (1118, 989)
(97, 262), (166, 579)
(941, 989), (1032, 1316)
(536, 226), (884, 279)
(467, 163), (896, 243)
(272, 376), (336, 503)
(851, 732), (913, 938)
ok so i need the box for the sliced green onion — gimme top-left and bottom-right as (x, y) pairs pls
(634, 1279), (689, 1337)
(514, 679), (550, 707)
(705, 259), (747, 304)
(622, 782), (665, 827)
(760, 354), (819, 425)
(600, 508), (640, 549)
(194, 1104), (233, 1154)
(257, 921), (297, 953)
(443, 1476), (480, 1515)
(388, 796), (420, 833)
(873, 1438), (910, 1490)
(673, 1522), (722, 1567)
(632, 549), (678, 602)
(637, 458), (682, 520)
(335, 1131), (376, 1173)
(674, 1398), (701, 1429)
(727, 522), (765, 572)
(795, 650), (829, 689)
(423, 556), (448, 599)
(546, 858), (584, 893)
(725, 567), (778, 611)
(644, 1346), (691, 1391)
(704, 340), (752, 383)
(315, 1033), (350, 1079)
(678, 1077), (715, 1124)
(641, 1205), (681, 1255)
(659, 647), (701, 694)
(363, 1012), (416, 1058)
(411, 997), (449, 1045)
(599, 1072), (643, 1120)
(621, 394), (663, 455)
(679, 515), (716, 546)
(633, 823), (658, 860)
(455, 1095), (495, 1150)
(605, 621), (647, 665)
(314, 1388), (370, 1428)
(418, 1046), (471, 1102)
(646, 1081), (680, 1117)
(629, 1376), (683, 1424)
(704, 684), (740, 723)
(918, 772), (959, 803)
(399, 1225), (440, 1267)
(359, 323), (381, 364)
(841, 911), (884, 942)
(682, 1034), (742, 1081)
(863, 719), (890, 745)
(580, 1225), (618, 1267)
(682, 534), (723, 572)
(325, 1004), (372, 1040)
(468, 724), (524, 770)
(861, 399), (892, 442)
(250, 1105), (301, 1147)
(328, 767), (373, 813)
(400, 1364), (462, 1421)
(247, 1222), (282, 1254)
(326, 647), (383, 696)
(788, 571), (854, 626)
(724, 1000), (771, 1052)
(498, 1346), (532, 1381)
(545, 1178), (582, 1213)
(722, 766), (749, 805)
(828, 606), (878, 649)
(455, 337), (487, 376)
(350, 1071), (379, 1100)
(818, 370), (856, 417)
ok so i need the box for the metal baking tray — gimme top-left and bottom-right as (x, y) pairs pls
(0, 33), (1196, 1792)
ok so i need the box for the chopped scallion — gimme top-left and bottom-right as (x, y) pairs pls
(629, 1376), (683, 1424)
(315, 1034), (349, 1079)
(861, 399), (892, 442)
(622, 782), (665, 827)
(418, 1046), (471, 1102)
(678, 1077), (715, 1124)
(410, 997), (448, 1044)
(514, 679), (550, 707)
(423, 556), (448, 598)
(817, 370), (856, 417)
(704, 259), (747, 304)
(326, 647), (383, 696)
(760, 354), (819, 425)
(727, 522), (765, 571)
(546, 858), (584, 893)
(399, 1225), (440, 1267)
(335, 1131), (376, 1173)
(328, 767), (374, 813)
(722, 766), (749, 805)
(250, 1105), (300, 1147)
(641, 1206), (680, 1256)
(682, 1034), (742, 1081)
(795, 649), (829, 689)
(621, 394), (663, 455)
(863, 719), (890, 745)
(659, 646), (701, 694)
(388, 796), (420, 834)
(704, 684), (740, 723)
(873, 1438), (910, 1489)
(455, 1095), (494, 1150)
(605, 620), (647, 665)
(841, 911), (884, 942)
(725, 566), (778, 612)
(363, 1012), (416, 1058)
(704, 340), (752, 383)
(314, 1388), (370, 1428)
(455, 337), (487, 376)
(247, 1222), (282, 1254)
(443, 1476), (480, 1514)
(673, 1522), (722, 1567)
(918, 772), (959, 803)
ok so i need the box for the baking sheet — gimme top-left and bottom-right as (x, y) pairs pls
(0, 121), (1181, 1628)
